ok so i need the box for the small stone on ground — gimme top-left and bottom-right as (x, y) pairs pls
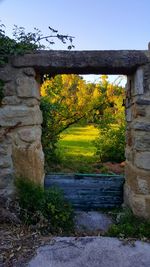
(74, 211), (113, 233)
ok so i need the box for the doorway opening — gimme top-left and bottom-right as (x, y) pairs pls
(40, 74), (127, 175)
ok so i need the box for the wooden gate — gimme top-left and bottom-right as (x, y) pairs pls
(45, 174), (124, 210)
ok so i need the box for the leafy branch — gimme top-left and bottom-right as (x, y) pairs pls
(0, 23), (75, 66)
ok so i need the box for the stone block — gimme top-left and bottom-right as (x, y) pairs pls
(125, 147), (133, 162)
(23, 68), (36, 77)
(18, 126), (41, 143)
(0, 169), (13, 189)
(3, 81), (16, 96)
(16, 76), (40, 99)
(137, 177), (150, 195)
(21, 98), (39, 107)
(126, 130), (132, 146)
(2, 96), (21, 105)
(130, 194), (147, 218)
(132, 104), (146, 118)
(12, 142), (44, 185)
(145, 196), (150, 218)
(125, 108), (132, 122)
(125, 162), (139, 194)
(0, 105), (42, 127)
(0, 156), (13, 168)
(133, 68), (144, 95)
(125, 162), (150, 194)
(135, 152), (150, 170)
(0, 143), (12, 156)
(133, 122), (150, 132)
(134, 134), (150, 151)
(0, 65), (15, 82)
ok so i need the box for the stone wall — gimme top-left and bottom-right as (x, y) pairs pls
(0, 64), (44, 196)
(0, 49), (150, 219)
(124, 64), (150, 219)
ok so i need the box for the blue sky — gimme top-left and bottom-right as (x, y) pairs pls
(0, 0), (150, 83)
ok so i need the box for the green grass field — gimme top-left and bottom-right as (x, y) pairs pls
(51, 124), (100, 173)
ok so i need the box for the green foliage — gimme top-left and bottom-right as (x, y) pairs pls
(107, 208), (150, 239)
(40, 97), (61, 168)
(0, 23), (74, 66)
(94, 123), (125, 163)
(93, 76), (126, 163)
(41, 74), (126, 167)
(15, 177), (74, 233)
(52, 125), (100, 173)
(40, 74), (99, 168)
(0, 24), (38, 65)
(44, 187), (74, 232)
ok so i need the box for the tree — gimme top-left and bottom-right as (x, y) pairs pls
(40, 74), (99, 166)
(93, 75), (126, 163)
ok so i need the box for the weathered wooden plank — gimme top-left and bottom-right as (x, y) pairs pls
(45, 174), (124, 210)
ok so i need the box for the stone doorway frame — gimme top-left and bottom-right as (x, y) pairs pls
(0, 49), (150, 218)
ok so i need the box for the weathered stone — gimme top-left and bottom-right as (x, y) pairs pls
(0, 169), (13, 189)
(143, 63), (150, 94)
(16, 76), (40, 99)
(2, 96), (21, 105)
(23, 67), (36, 77)
(135, 152), (150, 170)
(145, 196), (150, 218)
(0, 105), (42, 126)
(0, 156), (12, 168)
(130, 194), (147, 218)
(3, 81), (16, 96)
(12, 142), (44, 185)
(0, 65), (15, 82)
(21, 98), (39, 107)
(136, 98), (150, 105)
(133, 122), (150, 131)
(125, 147), (133, 162)
(0, 143), (12, 156)
(137, 178), (150, 195)
(11, 50), (149, 75)
(125, 162), (139, 194)
(134, 134), (150, 150)
(125, 162), (150, 195)
(132, 104), (146, 118)
(18, 126), (41, 143)
(126, 129), (132, 146)
(133, 68), (144, 95)
(125, 107), (132, 122)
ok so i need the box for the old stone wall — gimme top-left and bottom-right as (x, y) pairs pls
(0, 50), (150, 219)
(0, 64), (44, 196)
(124, 64), (150, 218)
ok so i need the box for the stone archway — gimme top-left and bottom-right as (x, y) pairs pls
(0, 48), (150, 218)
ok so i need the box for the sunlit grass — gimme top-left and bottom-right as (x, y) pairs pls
(52, 125), (100, 173)
(59, 125), (99, 157)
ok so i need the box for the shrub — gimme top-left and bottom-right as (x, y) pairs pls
(107, 208), (150, 239)
(15, 178), (74, 234)
(40, 97), (61, 169)
(94, 123), (125, 163)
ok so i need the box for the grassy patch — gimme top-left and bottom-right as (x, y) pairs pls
(50, 125), (100, 173)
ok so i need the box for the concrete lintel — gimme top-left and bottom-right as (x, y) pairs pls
(11, 50), (150, 75)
